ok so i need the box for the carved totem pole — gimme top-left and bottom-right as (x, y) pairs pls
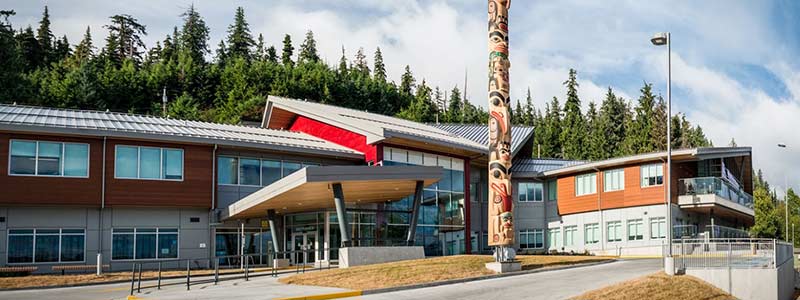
(487, 0), (514, 261)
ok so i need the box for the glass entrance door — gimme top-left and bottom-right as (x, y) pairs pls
(291, 232), (317, 265)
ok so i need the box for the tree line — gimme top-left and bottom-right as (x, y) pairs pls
(751, 170), (800, 245)
(1, 6), (712, 163)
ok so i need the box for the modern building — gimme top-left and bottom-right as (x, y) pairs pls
(0, 96), (755, 272)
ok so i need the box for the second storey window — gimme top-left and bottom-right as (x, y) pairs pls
(641, 163), (663, 187)
(547, 180), (557, 201)
(217, 156), (317, 186)
(518, 182), (543, 202)
(604, 169), (624, 192)
(9, 140), (89, 177)
(575, 173), (597, 196)
(115, 146), (184, 180)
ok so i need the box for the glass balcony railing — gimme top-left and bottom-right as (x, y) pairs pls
(678, 177), (754, 209)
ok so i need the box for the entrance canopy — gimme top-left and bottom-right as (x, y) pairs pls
(223, 165), (442, 219)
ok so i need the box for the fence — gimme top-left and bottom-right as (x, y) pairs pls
(671, 238), (791, 271)
(678, 177), (754, 209)
(127, 247), (339, 296)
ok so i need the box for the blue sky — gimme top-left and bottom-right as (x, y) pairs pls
(7, 0), (800, 194)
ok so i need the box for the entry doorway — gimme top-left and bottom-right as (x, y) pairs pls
(291, 231), (317, 265)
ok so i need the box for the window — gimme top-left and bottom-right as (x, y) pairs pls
(114, 146), (183, 180)
(112, 228), (178, 260)
(575, 173), (597, 196)
(283, 161), (302, 176)
(548, 228), (562, 249)
(7, 229), (85, 263)
(650, 217), (666, 239)
(519, 229), (544, 249)
(261, 160), (282, 186)
(547, 180), (557, 201)
(9, 140), (89, 177)
(584, 223), (600, 244)
(239, 158), (260, 186)
(217, 157), (319, 186)
(518, 182), (543, 202)
(627, 219), (644, 240)
(217, 157), (238, 184)
(564, 226), (577, 246)
(604, 169), (625, 192)
(641, 164), (663, 187)
(607, 221), (622, 242)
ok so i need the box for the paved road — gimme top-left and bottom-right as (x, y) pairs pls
(350, 259), (662, 300)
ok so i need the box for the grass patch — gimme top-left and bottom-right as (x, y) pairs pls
(279, 255), (612, 290)
(571, 272), (735, 300)
(0, 266), (302, 289)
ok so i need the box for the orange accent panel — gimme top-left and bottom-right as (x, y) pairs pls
(557, 163), (667, 215)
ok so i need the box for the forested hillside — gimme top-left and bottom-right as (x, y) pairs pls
(0, 6), (712, 161)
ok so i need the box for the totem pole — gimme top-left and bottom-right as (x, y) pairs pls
(487, 0), (514, 262)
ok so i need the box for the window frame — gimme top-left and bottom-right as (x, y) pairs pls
(606, 221), (622, 242)
(216, 156), (323, 187)
(640, 163), (664, 188)
(627, 219), (644, 241)
(6, 228), (86, 264)
(584, 223), (600, 244)
(518, 182), (544, 202)
(548, 228), (562, 249)
(563, 225), (578, 247)
(110, 228), (180, 261)
(650, 217), (667, 239)
(518, 229), (544, 249)
(603, 168), (625, 192)
(114, 145), (184, 181)
(575, 173), (597, 196)
(8, 139), (90, 178)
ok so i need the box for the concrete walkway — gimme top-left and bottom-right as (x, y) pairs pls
(351, 259), (662, 300)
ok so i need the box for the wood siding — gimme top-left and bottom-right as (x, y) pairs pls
(104, 139), (213, 208)
(557, 163), (667, 215)
(0, 132), (103, 206)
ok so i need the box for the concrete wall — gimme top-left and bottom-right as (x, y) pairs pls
(338, 246), (424, 268)
(686, 262), (795, 300)
(0, 206), (211, 273)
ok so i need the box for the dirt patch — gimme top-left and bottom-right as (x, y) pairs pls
(571, 272), (736, 300)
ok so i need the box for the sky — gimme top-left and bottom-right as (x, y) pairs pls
(6, 0), (800, 195)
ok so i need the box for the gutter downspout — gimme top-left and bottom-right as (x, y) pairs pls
(97, 136), (106, 275)
(593, 167), (604, 254)
(210, 144), (217, 261)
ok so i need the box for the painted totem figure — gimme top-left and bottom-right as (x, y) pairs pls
(487, 0), (513, 247)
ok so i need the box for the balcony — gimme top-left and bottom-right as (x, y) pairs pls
(678, 177), (754, 217)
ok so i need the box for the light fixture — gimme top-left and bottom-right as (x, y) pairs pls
(650, 32), (668, 46)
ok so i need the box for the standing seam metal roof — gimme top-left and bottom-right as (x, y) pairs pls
(0, 104), (362, 157)
(430, 123), (534, 157)
(511, 158), (586, 175)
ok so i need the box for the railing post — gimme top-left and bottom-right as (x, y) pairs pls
(137, 263), (142, 293)
(245, 255), (249, 281)
(214, 259), (219, 285)
(186, 260), (191, 291)
(157, 261), (162, 290)
(773, 239), (777, 268)
(130, 263), (136, 296)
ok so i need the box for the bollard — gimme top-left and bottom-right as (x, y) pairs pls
(186, 260), (191, 291)
(137, 263), (142, 293)
(245, 255), (249, 281)
(130, 264), (136, 296)
(157, 261), (162, 290)
(214, 260), (219, 285)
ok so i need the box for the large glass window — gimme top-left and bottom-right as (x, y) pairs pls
(564, 226), (577, 246)
(607, 221), (622, 242)
(547, 180), (557, 201)
(115, 146), (183, 180)
(585, 223), (600, 244)
(650, 217), (666, 239)
(217, 157), (238, 185)
(283, 162), (302, 176)
(261, 160), (281, 186)
(112, 228), (179, 260)
(575, 173), (597, 196)
(9, 140), (89, 177)
(519, 229), (544, 249)
(548, 228), (561, 249)
(519, 182), (543, 202)
(604, 169), (625, 192)
(7, 229), (85, 263)
(627, 219), (644, 240)
(641, 163), (664, 187)
(239, 158), (261, 186)
(217, 157), (320, 186)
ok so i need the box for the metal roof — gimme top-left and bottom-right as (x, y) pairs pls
(431, 123), (534, 158)
(511, 158), (586, 177)
(0, 104), (363, 158)
(265, 96), (488, 154)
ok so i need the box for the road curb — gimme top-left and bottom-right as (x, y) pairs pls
(273, 290), (362, 300)
(361, 259), (617, 296)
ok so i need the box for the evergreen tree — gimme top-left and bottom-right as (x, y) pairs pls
(298, 30), (320, 63)
(255, 34), (266, 61)
(214, 39), (227, 64)
(354, 47), (369, 75)
(0, 10), (26, 103)
(396, 79), (436, 122)
(542, 96), (562, 157)
(651, 95), (668, 151)
(513, 100), (524, 125)
(624, 83), (657, 154)
(446, 86), (463, 123)
(103, 14), (147, 63)
(373, 47), (386, 82)
(751, 184), (782, 238)
(400, 65), (414, 95)
(16, 26), (42, 71)
(597, 88), (627, 158)
(265, 46), (278, 64)
(53, 35), (70, 60)
(36, 6), (53, 65)
(585, 101), (604, 160)
(560, 69), (586, 159)
(281, 34), (294, 67)
(179, 4), (210, 64)
(523, 88), (534, 126)
(225, 7), (254, 60)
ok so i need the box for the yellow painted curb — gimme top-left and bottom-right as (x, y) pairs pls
(274, 290), (362, 300)
(127, 295), (145, 300)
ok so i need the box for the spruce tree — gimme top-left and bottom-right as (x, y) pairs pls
(255, 34), (266, 61)
(104, 14), (147, 62)
(298, 30), (320, 63)
(337, 46), (348, 73)
(179, 4), (210, 64)
(265, 46), (278, 64)
(72, 26), (94, 63)
(542, 96), (562, 158)
(53, 35), (70, 60)
(36, 6), (53, 65)
(373, 47), (386, 82)
(623, 83), (657, 154)
(400, 65), (415, 95)
(446, 86), (463, 123)
(514, 100), (524, 125)
(559, 69), (586, 160)
(281, 34), (294, 67)
(597, 88), (627, 158)
(585, 101), (603, 160)
(651, 95), (668, 151)
(225, 7), (254, 60)
(354, 47), (369, 75)
(16, 26), (43, 71)
(523, 88), (534, 126)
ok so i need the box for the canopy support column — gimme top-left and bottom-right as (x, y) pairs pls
(406, 180), (424, 245)
(267, 209), (281, 257)
(332, 183), (351, 247)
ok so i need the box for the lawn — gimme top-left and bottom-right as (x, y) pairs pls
(0, 266), (306, 289)
(278, 255), (613, 290)
(571, 272), (735, 300)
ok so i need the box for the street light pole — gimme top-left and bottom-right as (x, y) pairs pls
(651, 32), (673, 275)
(778, 143), (788, 241)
